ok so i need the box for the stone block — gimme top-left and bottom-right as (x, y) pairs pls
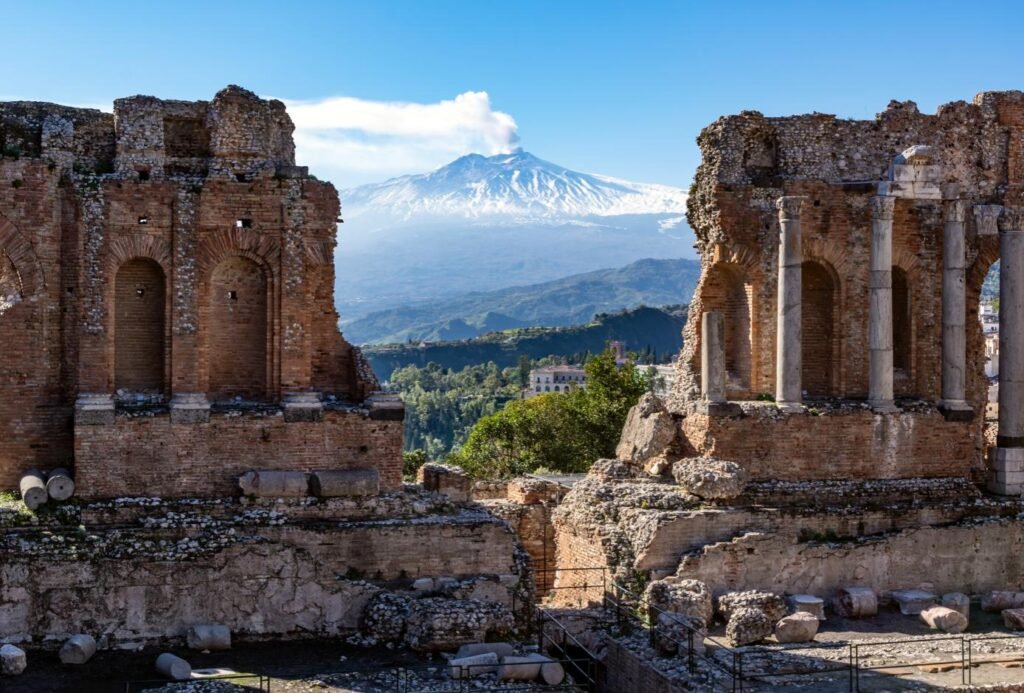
(834, 587), (877, 618)
(982, 591), (1024, 613)
(920, 606), (967, 634)
(789, 594), (826, 620)
(282, 392), (323, 423)
(775, 612), (819, 643)
(238, 470), (309, 497)
(942, 592), (970, 620)
(74, 394), (115, 426)
(59, 634), (97, 664)
(455, 642), (515, 659)
(0, 644), (26, 675)
(726, 607), (772, 646)
(1004, 608), (1024, 630)
(450, 652), (498, 679)
(891, 589), (937, 615)
(310, 469), (380, 498)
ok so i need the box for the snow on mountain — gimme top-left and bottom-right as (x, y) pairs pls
(339, 149), (688, 225)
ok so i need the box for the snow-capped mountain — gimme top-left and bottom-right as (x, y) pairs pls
(334, 150), (695, 324)
(340, 149), (688, 225)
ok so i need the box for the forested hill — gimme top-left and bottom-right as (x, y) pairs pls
(343, 258), (700, 344)
(362, 305), (686, 382)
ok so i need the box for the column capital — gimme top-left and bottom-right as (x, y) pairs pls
(870, 195), (896, 221)
(974, 205), (1003, 236)
(943, 199), (968, 224)
(999, 206), (1024, 233)
(776, 196), (806, 221)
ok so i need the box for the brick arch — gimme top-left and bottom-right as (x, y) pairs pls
(0, 215), (44, 297)
(113, 258), (168, 393)
(703, 261), (755, 398)
(197, 228), (281, 400)
(198, 227), (280, 280)
(106, 234), (173, 276)
(304, 239), (334, 266)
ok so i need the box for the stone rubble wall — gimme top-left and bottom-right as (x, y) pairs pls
(0, 502), (525, 646)
(676, 517), (1024, 598)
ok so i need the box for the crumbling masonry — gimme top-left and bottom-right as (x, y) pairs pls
(0, 85), (402, 498)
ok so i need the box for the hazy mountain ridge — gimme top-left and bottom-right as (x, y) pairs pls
(343, 257), (701, 344)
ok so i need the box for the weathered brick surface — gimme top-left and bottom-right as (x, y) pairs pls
(670, 91), (1024, 477)
(75, 408), (402, 498)
(680, 407), (978, 481)
(0, 86), (398, 496)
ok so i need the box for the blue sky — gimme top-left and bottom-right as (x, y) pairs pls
(3, 1), (1023, 188)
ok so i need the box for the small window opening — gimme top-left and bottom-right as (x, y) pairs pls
(235, 173), (249, 183)
(135, 288), (145, 298)
(227, 290), (237, 301)
(138, 215), (149, 225)
(137, 169), (150, 181)
(235, 218), (253, 229)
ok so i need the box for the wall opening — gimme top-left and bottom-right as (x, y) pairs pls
(114, 258), (166, 392)
(801, 260), (837, 399)
(208, 256), (267, 401)
(702, 262), (753, 398)
(893, 267), (912, 375)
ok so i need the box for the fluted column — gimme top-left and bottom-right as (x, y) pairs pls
(990, 207), (1024, 495)
(775, 196), (804, 412)
(939, 199), (972, 419)
(869, 195), (897, 412)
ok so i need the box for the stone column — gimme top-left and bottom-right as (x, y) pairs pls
(939, 199), (973, 420)
(990, 208), (1024, 495)
(775, 196), (804, 412)
(699, 311), (740, 416)
(868, 195), (897, 412)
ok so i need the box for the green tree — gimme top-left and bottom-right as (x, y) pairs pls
(450, 348), (648, 479)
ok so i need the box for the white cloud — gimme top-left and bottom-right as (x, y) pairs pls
(282, 91), (519, 188)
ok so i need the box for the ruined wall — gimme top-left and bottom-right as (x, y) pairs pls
(675, 93), (1021, 411)
(676, 518), (1024, 598)
(0, 505), (524, 644)
(74, 407), (403, 499)
(0, 86), (393, 496)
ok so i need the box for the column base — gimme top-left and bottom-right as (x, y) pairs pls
(988, 447), (1024, 496)
(869, 399), (900, 414)
(170, 392), (211, 424)
(776, 401), (805, 414)
(283, 391), (323, 423)
(697, 400), (743, 417)
(938, 400), (975, 422)
(74, 393), (115, 426)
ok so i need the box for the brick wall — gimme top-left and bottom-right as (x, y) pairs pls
(74, 407), (402, 499)
(0, 87), (392, 497)
(680, 408), (979, 481)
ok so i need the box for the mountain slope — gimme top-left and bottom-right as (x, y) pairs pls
(335, 150), (694, 319)
(343, 257), (701, 344)
(362, 305), (687, 382)
(342, 149), (688, 224)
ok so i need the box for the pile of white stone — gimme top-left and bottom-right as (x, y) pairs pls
(360, 591), (515, 652)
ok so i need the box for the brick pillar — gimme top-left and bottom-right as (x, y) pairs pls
(280, 182), (321, 422)
(939, 198), (973, 420)
(775, 196), (804, 413)
(990, 207), (1024, 495)
(868, 195), (897, 412)
(168, 187), (209, 423)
